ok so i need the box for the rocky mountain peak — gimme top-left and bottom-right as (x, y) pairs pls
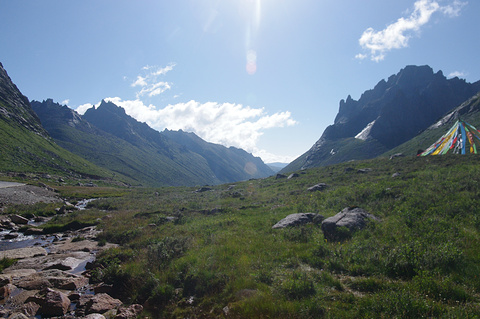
(96, 100), (127, 116)
(0, 62), (48, 138)
(31, 99), (87, 130)
(283, 65), (480, 172)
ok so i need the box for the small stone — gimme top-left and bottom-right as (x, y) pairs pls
(10, 215), (29, 225)
(307, 183), (328, 192)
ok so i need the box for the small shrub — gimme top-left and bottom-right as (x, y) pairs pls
(183, 269), (227, 297)
(349, 277), (386, 293)
(412, 273), (471, 302)
(147, 236), (189, 269)
(319, 271), (343, 291)
(282, 226), (313, 243)
(0, 258), (16, 272)
(279, 271), (316, 300)
(147, 283), (175, 309)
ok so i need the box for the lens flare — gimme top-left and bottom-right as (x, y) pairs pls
(246, 49), (257, 75)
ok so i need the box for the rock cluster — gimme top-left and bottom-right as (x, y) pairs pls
(272, 207), (380, 242)
(0, 213), (142, 318)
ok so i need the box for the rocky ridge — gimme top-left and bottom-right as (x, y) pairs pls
(283, 65), (480, 172)
(0, 63), (48, 138)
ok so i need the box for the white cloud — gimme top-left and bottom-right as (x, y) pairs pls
(75, 101), (102, 115)
(131, 63), (175, 98)
(75, 103), (94, 115)
(357, 0), (467, 62)
(441, 0), (467, 17)
(131, 76), (147, 87)
(102, 97), (297, 161)
(448, 70), (466, 78)
(61, 99), (70, 106)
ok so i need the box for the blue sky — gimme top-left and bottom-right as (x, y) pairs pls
(1, 0), (478, 163)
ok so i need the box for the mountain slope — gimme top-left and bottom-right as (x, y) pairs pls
(162, 129), (274, 182)
(33, 99), (219, 186)
(0, 62), (117, 181)
(387, 92), (480, 156)
(283, 65), (480, 172)
(33, 99), (273, 186)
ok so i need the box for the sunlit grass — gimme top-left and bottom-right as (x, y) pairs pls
(26, 154), (480, 317)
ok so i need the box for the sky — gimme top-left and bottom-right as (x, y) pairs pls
(1, 0), (479, 163)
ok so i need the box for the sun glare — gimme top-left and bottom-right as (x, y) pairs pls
(242, 0), (262, 75)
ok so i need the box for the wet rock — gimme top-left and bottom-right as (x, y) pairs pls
(34, 216), (47, 223)
(3, 232), (19, 240)
(114, 304), (143, 319)
(0, 283), (15, 299)
(275, 174), (287, 179)
(85, 293), (122, 314)
(43, 256), (86, 271)
(20, 302), (41, 317)
(287, 173), (299, 179)
(0, 247), (47, 259)
(26, 288), (71, 317)
(321, 207), (380, 241)
(10, 215), (28, 225)
(7, 313), (29, 319)
(23, 227), (44, 235)
(13, 269), (89, 291)
(272, 213), (321, 229)
(307, 183), (328, 192)
(94, 283), (114, 295)
(0, 269), (36, 281)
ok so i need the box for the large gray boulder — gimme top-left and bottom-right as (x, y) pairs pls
(321, 207), (379, 241)
(272, 213), (323, 229)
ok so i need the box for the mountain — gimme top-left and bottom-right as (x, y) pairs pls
(283, 65), (480, 172)
(267, 162), (289, 173)
(0, 62), (117, 180)
(0, 63), (47, 138)
(387, 92), (480, 156)
(32, 99), (273, 186)
(162, 129), (274, 181)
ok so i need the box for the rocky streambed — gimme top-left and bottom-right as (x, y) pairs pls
(0, 204), (142, 318)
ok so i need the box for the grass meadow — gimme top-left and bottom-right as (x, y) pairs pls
(8, 154), (480, 318)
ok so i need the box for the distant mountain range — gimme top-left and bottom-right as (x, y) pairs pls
(283, 65), (480, 173)
(4, 60), (480, 184)
(32, 99), (274, 186)
(1, 60), (273, 186)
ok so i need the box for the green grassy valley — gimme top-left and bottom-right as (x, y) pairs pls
(11, 154), (480, 318)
